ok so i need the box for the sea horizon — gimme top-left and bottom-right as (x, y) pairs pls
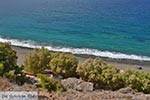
(0, 0), (150, 61)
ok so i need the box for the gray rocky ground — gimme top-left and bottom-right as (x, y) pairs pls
(1, 77), (150, 100)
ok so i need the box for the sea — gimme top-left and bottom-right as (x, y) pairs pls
(0, 0), (150, 61)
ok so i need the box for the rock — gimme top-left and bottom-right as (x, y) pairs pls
(0, 77), (11, 91)
(61, 78), (94, 92)
(118, 88), (135, 94)
(53, 89), (150, 100)
(137, 66), (143, 70)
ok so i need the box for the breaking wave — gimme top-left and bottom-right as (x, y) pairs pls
(0, 37), (150, 61)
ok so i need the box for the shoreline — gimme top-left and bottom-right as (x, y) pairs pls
(12, 45), (150, 72)
(1, 36), (150, 61)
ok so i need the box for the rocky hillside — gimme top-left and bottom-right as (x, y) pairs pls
(1, 77), (150, 100)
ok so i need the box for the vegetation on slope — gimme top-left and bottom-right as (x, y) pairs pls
(77, 58), (150, 93)
(50, 52), (78, 78)
(0, 42), (150, 93)
(76, 58), (124, 90)
(37, 74), (66, 92)
(24, 47), (51, 74)
(0, 42), (25, 85)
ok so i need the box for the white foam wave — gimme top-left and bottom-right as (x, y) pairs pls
(0, 37), (150, 61)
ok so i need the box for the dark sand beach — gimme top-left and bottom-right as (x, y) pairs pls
(12, 46), (150, 72)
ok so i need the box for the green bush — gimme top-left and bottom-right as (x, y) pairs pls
(0, 61), (4, 75)
(24, 47), (51, 74)
(37, 74), (66, 92)
(122, 68), (150, 93)
(77, 58), (123, 90)
(49, 53), (78, 78)
(0, 42), (25, 85)
(4, 70), (15, 82)
(101, 66), (124, 90)
(15, 66), (26, 85)
(4, 66), (26, 85)
(77, 58), (108, 82)
(0, 42), (17, 73)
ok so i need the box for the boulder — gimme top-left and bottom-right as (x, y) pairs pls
(61, 78), (93, 92)
(118, 88), (135, 94)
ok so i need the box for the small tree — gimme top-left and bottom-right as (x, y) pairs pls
(0, 42), (17, 74)
(4, 66), (26, 85)
(101, 67), (124, 90)
(37, 74), (66, 92)
(50, 53), (78, 78)
(77, 58), (108, 82)
(76, 58), (123, 90)
(24, 47), (51, 74)
(0, 42), (25, 85)
(122, 68), (150, 93)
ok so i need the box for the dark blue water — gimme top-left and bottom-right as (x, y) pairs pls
(0, 0), (150, 60)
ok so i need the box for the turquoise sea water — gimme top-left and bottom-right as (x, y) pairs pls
(0, 0), (150, 60)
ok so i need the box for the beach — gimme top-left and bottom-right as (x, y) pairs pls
(12, 46), (150, 72)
